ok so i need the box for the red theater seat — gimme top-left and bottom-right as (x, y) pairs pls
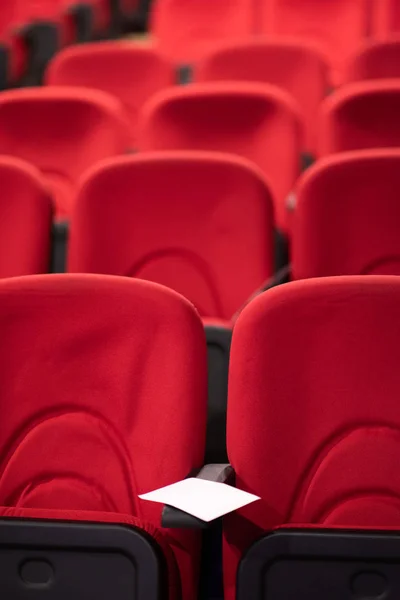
(46, 42), (175, 144)
(0, 274), (207, 600)
(196, 37), (328, 154)
(346, 36), (400, 81)
(137, 83), (302, 233)
(225, 276), (400, 600)
(68, 152), (274, 320)
(0, 157), (52, 278)
(0, 87), (130, 218)
(292, 150), (400, 279)
(373, 0), (400, 37)
(150, 0), (256, 64)
(318, 81), (400, 156)
(260, 0), (369, 84)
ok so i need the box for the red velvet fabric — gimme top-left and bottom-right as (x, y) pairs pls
(46, 43), (175, 145)
(0, 274), (207, 600)
(0, 506), (180, 600)
(196, 37), (328, 154)
(373, 0), (400, 38)
(0, 87), (130, 218)
(292, 149), (400, 279)
(68, 152), (274, 320)
(226, 276), (400, 600)
(346, 36), (400, 82)
(137, 83), (303, 233)
(0, 156), (52, 278)
(260, 0), (369, 85)
(318, 80), (400, 157)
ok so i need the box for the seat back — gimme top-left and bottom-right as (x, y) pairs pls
(46, 43), (175, 144)
(225, 276), (400, 600)
(68, 152), (274, 320)
(261, 0), (369, 84)
(318, 81), (400, 156)
(150, 0), (256, 63)
(373, 0), (400, 37)
(0, 157), (52, 278)
(292, 150), (400, 279)
(196, 38), (328, 154)
(346, 37), (400, 81)
(0, 88), (130, 218)
(137, 83), (302, 233)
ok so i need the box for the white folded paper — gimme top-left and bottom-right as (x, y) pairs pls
(139, 478), (260, 522)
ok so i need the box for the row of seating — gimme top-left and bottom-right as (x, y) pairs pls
(150, 0), (400, 83)
(0, 0), (141, 87)
(1, 273), (400, 600)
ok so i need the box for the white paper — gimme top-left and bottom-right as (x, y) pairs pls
(139, 478), (260, 522)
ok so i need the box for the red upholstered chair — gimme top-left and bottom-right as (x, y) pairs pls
(68, 152), (274, 321)
(346, 36), (400, 81)
(0, 1), (26, 85)
(0, 274), (207, 600)
(0, 156), (52, 278)
(46, 42), (175, 144)
(318, 81), (400, 156)
(225, 276), (400, 600)
(196, 37), (328, 155)
(373, 0), (400, 37)
(292, 150), (400, 280)
(137, 83), (302, 234)
(150, 0), (256, 64)
(260, 0), (369, 84)
(0, 87), (130, 219)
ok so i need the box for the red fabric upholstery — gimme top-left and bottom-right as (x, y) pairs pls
(0, 2), (26, 81)
(0, 506), (180, 600)
(373, 0), (400, 37)
(0, 87), (130, 218)
(318, 80), (400, 156)
(150, 0), (256, 63)
(137, 83), (302, 233)
(260, 0), (369, 84)
(0, 274), (207, 599)
(346, 36), (400, 81)
(292, 150), (400, 279)
(46, 43), (175, 144)
(0, 156), (52, 278)
(225, 276), (400, 600)
(68, 152), (274, 320)
(196, 37), (328, 154)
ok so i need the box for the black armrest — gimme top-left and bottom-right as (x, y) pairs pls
(162, 464), (234, 529)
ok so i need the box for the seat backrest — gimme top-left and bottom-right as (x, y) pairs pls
(225, 276), (400, 600)
(137, 83), (302, 233)
(46, 43), (175, 144)
(0, 274), (206, 524)
(318, 81), (400, 156)
(0, 87), (130, 218)
(0, 156), (52, 278)
(346, 37), (400, 81)
(292, 150), (400, 279)
(196, 37), (328, 154)
(68, 152), (274, 320)
(150, 0), (256, 63)
(261, 0), (369, 84)
(373, 0), (400, 37)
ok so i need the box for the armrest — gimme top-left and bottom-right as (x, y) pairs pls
(162, 464), (234, 529)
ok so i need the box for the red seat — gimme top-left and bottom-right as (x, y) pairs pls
(373, 0), (400, 37)
(137, 83), (302, 233)
(0, 1), (26, 83)
(292, 150), (400, 279)
(0, 156), (52, 278)
(346, 36), (400, 81)
(196, 37), (328, 154)
(225, 275), (400, 600)
(46, 42), (175, 144)
(0, 273), (207, 600)
(318, 81), (400, 156)
(260, 0), (369, 85)
(150, 0), (256, 64)
(68, 152), (274, 320)
(0, 87), (130, 218)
